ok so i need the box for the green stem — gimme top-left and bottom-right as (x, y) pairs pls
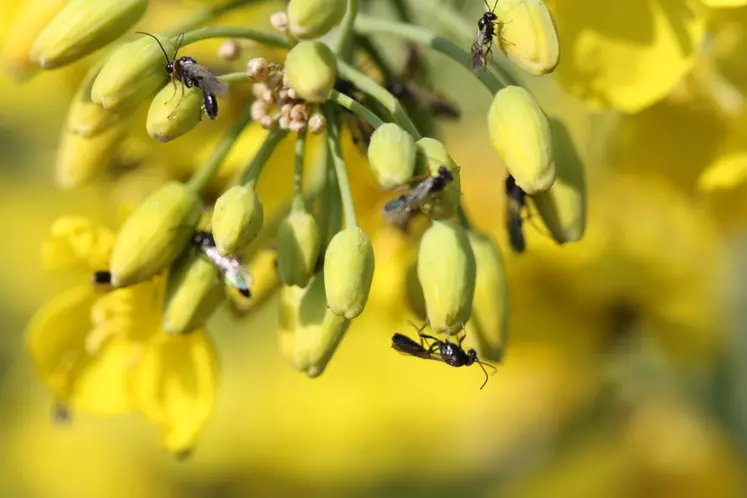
(219, 72), (251, 84)
(328, 89), (386, 129)
(334, 0), (359, 62)
(390, 0), (415, 24)
(241, 129), (289, 185)
(457, 205), (472, 230)
(292, 132), (307, 212)
(170, 0), (263, 34)
(186, 104), (253, 193)
(182, 27), (291, 50)
(354, 15), (505, 94)
(325, 109), (358, 229)
(337, 59), (421, 139)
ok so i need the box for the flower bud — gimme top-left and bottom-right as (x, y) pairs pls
(284, 41), (337, 103)
(532, 118), (587, 244)
(416, 138), (461, 219)
(488, 85), (555, 194)
(109, 182), (203, 288)
(211, 185), (264, 256)
(56, 125), (125, 189)
(277, 210), (321, 288)
(67, 93), (123, 137)
(287, 0), (347, 40)
(466, 231), (508, 362)
(147, 83), (204, 142)
(1, 0), (67, 80)
(30, 0), (147, 69)
(91, 34), (177, 111)
(495, 0), (560, 76)
(324, 227), (375, 319)
(367, 123), (417, 189)
(163, 253), (224, 335)
(417, 220), (476, 335)
(279, 276), (351, 378)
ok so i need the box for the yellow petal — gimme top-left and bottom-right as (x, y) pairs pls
(697, 151), (747, 191)
(42, 216), (115, 272)
(554, 0), (707, 112)
(129, 331), (218, 454)
(26, 285), (132, 414)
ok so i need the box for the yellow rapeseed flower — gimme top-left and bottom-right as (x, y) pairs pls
(28, 217), (219, 453)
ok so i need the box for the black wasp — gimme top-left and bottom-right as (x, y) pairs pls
(470, 0), (501, 71)
(383, 165), (454, 229)
(137, 31), (228, 120)
(391, 331), (496, 389)
(505, 174), (527, 253)
(192, 231), (252, 298)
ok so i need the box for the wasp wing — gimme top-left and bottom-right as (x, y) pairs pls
(391, 333), (442, 361)
(470, 26), (490, 71)
(181, 63), (229, 97)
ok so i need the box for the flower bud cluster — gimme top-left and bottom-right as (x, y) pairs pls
(247, 57), (327, 134)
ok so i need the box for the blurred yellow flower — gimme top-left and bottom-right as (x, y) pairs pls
(550, 0), (707, 112)
(27, 216), (218, 453)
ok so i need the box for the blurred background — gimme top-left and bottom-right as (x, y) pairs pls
(2, 0), (747, 497)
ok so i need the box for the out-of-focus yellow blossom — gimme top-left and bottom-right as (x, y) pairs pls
(548, 0), (707, 112)
(0, 0), (67, 80)
(28, 217), (219, 453)
(508, 173), (730, 362)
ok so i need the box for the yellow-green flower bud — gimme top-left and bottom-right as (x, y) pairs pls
(67, 67), (123, 137)
(279, 276), (351, 378)
(532, 118), (587, 244)
(284, 41), (337, 103)
(56, 126), (125, 189)
(30, 0), (147, 69)
(277, 210), (321, 288)
(67, 96), (123, 137)
(1, 0), (67, 80)
(495, 0), (560, 76)
(211, 185), (264, 257)
(416, 138), (461, 219)
(488, 85), (554, 194)
(324, 227), (375, 319)
(91, 34), (177, 111)
(147, 83), (204, 142)
(163, 253), (224, 335)
(287, 0), (347, 40)
(109, 182), (203, 288)
(466, 231), (508, 362)
(417, 220), (476, 335)
(367, 123), (417, 189)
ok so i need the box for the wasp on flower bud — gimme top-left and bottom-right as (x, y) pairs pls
(137, 31), (228, 120)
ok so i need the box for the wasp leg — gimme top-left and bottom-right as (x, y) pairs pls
(164, 77), (179, 105)
(167, 86), (188, 120)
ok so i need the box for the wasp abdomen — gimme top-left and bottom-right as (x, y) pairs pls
(203, 91), (218, 120)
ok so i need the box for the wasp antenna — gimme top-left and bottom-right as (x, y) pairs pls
(492, 0), (500, 12)
(173, 32), (185, 60)
(483, 0), (492, 10)
(136, 31), (171, 65)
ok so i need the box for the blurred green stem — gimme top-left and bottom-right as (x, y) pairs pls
(325, 109), (358, 229)
(241, 129), (289, 185)
(337, 59), (421, 138)
(182, 27), (291, 49)
(219, 72), (251, 84)
(328, 89), (386, 129)
(354, 15), (506, 93)
(335, 0), (360, 62)
(186, 104), (253, 193)
(292, 132), (307, 212)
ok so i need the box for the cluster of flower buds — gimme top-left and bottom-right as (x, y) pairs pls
(247, 56), (327, 134)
